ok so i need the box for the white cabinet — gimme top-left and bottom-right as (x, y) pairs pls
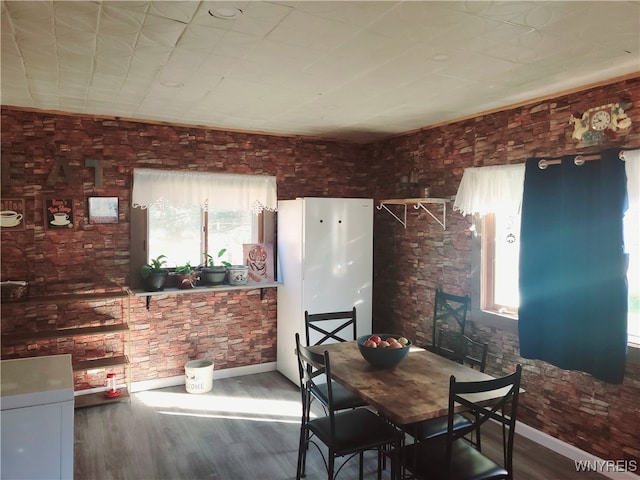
(277, 198), (373, 384)
(1, 355), (74, 480)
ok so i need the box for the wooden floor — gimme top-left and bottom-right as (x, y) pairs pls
(74, 371), (605, 480)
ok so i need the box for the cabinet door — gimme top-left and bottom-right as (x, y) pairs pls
(1, 401), (74, 480)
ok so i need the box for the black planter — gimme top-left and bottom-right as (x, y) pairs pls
(142, 270), (168, 292)
(201, 266), (227, 285)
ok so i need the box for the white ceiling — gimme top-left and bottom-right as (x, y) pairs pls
(1, 1), (639, 143)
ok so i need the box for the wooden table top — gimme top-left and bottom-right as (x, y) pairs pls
(308, 341), (499, 426)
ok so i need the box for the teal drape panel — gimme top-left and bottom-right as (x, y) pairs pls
(518, 149), (628, 383)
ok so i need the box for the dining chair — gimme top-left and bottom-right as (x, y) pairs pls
(295, 333), (402, 480)
(436, 329), (489, 372)
(403, 329), (489, 448)
(431, 288), (470, 350)
(304, 308), (367, 411)
(400, 365), (523, 480)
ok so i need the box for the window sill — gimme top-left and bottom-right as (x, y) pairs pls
(132, 281), (282, 309)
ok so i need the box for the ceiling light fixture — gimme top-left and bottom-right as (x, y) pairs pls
(208, 7), (243, 20)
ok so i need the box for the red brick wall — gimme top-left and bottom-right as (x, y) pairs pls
(0, 110), (367, 390)
(2, 75), (639, 462)
(370, 76), (640, 463)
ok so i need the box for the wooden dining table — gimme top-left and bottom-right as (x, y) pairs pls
(307, 341), (502, 427)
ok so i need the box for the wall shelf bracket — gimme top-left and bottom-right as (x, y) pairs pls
(377, 198), (449, 230)
(376, 200), (407, 228)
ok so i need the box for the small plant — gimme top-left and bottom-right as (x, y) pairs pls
(203, 249), (231, 268)
(141, 255), (167, 279)
(175, 262), (196, 275)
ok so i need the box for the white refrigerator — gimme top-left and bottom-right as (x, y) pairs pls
(276, 197), (373, 385)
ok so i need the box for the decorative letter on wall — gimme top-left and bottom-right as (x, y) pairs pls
(85, 159), (111, 187)
(46, 158), (75, 186)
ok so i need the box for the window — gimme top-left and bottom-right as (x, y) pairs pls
(130, 169), (277, 288)
(480, 213), (520, 317)
(481, 212), (640, 345)
(147, 205), (258, 267)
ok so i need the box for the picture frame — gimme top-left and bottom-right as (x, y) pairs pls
(0, 198), (26, 231)
(88, 197), (119, 224)
(44, 197), (75, 230)
(243, 243), (275, 284)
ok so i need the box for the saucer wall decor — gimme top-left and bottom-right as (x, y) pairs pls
(50, 219), (71, 226)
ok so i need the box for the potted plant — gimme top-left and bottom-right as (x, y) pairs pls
(174, 262), (198, 289)
(200, 249), (231, 285)
(141, 255), (169, 292)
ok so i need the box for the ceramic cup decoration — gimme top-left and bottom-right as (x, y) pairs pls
(1, 211), (23, 227)
(227, 265), (249, 285)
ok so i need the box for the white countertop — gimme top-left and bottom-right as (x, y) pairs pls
(1, 355), (74, 409)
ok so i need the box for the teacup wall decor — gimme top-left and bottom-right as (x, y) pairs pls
(44, 197), (75, 230)
(0, 198), (26, 231)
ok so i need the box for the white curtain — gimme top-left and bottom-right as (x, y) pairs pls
(453, 163), (525, 217)
(132, 169), (277, 213)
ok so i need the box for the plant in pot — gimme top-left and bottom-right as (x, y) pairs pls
(141, 255), (169, 292)
(174, 262), (198, 289)
(201, 249), (231, 285)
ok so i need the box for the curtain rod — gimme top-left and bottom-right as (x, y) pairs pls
(538, 150), (632, 170)
(538, 150), (626, 170)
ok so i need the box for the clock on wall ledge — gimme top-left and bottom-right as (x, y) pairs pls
(570, 102), (632, 145)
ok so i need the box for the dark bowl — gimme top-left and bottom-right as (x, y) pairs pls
(357, 334), (412, 369)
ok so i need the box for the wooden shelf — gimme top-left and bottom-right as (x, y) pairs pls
(74, 388), (130, 409)
(133, 281), (282, 309)
(73, 355), (129, 372)
(377, 197), (449, 229)
(2, 324), (129, 342)
(7, 291), (130, 305)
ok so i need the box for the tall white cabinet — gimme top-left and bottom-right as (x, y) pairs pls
(277, 197), (373, 384)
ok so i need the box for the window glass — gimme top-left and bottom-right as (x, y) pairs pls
(148, 206), (255, 268)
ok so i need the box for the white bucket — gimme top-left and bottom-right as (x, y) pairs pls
(184, 359), (214, 394)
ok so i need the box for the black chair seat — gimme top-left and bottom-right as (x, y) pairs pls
(308, 408), (400, 455)
(403, 437), (508, 480)
(412, 413), (473, 441)
(310, 380), (367, 411)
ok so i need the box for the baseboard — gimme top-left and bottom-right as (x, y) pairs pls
(75, 362), (278, 395)
(516, 421), (639, 480)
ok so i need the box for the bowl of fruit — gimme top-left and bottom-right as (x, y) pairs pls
(357, 334), (411, 369)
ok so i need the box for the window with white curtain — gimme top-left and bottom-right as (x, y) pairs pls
(455, 151), (639, 346)
(130, 169), (276, 281)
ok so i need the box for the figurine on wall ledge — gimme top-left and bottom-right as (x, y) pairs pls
(570, 102), (632, 144)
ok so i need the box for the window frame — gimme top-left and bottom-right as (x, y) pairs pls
(130, 207), (274, 290)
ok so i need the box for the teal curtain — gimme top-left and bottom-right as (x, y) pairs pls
(518, 149), (628, 383)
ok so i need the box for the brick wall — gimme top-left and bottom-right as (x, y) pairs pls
(370, 76), (640, 463)
(2, 75), (639, 462)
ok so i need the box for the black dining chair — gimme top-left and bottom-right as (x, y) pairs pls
(431, 288), (470, 351)
(404, 329), (489, 448)
(400, 365), (523, 480)
(304, 308), (368, 411)
(295, 333), (402, 480)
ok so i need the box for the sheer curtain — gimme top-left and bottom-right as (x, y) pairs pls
(453, 163), (525, 217)
(518, 149), (628, 383)
(132, 169), (278, 213)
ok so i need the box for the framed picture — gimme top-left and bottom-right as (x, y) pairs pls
(1, 198), (26, 231)
(243, 243), (275, 284)
(44, 198), (75, 230)
(88, 197), (119, 224)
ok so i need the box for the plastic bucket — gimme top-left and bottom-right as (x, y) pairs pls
(184, 359), (214, 394)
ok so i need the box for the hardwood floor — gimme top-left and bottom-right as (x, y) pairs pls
(74, 371), (605, 480)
